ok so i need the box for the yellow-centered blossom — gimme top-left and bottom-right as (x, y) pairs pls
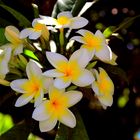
(39, 11), (88, 29)
(3, 26), (24, 55)
(43, 49), (95, 89)
(71, 29), (112, 62)
(32, 86), (83, 132)
(20, 18), (50, 40)
(91, 67), (114, 109)
(10, 61), (53, 107)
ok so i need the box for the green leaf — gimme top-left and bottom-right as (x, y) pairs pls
(0, 4), (31, 27)
(103, 26), (116, 38)
(0, 28), (8, 46)
(55, 108), (89, 140)
(0, 121), (30, 140)
(23, 49), (39, 61)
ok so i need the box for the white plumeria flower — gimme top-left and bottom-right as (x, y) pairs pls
(4, 26), (24, 55)
(43, 49), (95, 89)
(10, 60), (53, 107)
(39, 11), (88, 29)
(32, 86), (83, 132)
(71, 29), (112, 62)
(91, 67), (114, 109)
(0, 47), (12, 79)
(20, 18), (50, 40)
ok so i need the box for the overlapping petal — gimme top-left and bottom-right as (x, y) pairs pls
(32, 86), (83, 132)
(91, 67), (114, 109)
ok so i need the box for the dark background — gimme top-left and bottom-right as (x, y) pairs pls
(0, 0), (140, 140)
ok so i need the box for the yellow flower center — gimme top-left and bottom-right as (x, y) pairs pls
(57, 16), (70, 25)
(82, 32), (102, 52)
(34, 23), (44, 30)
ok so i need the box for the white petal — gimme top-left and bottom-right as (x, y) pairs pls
(95, 30), (105, 40)
(72, 69), (95, 87)
(10, 79), (28, 93)
(43, 69), (64, 77)
(69, 48), (90, 68)
(34, 89), (44, 107)
(42, 77), (53, 93)
(95, 45), (112, 62)
(32, 100), (51, 121)
(13, 44), (23, 55)
(70, 17), (88, 29)
(70, 36), (85, 44)
(29, 31), (41, 40)
(76, 29), (94, 36)
(91, 81), (100, 96)
(39, 15), (57, 25)
(59, 108), (76, 128)
(54, 77), (71, 89)
(57, 11), (73, 19)
(5, 26), (20, 42)
(39, 117), (57, 132)
(46, 51), (68, 70)
(65, 90), (83, 107)
(26, 61), (42, 79)
(19, 28), (33, 39)
(15, 93), (34, 107)
(98, 95), (113, 107)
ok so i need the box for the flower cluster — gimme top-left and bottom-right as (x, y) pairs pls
(0, 11), (115, 132)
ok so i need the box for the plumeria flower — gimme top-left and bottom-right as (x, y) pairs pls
(32, 86), (83, 132)
(0, 47), (11, 79)
(10, 60), (53, 107)
(4, 26), (25, 55)
(39, 11), (88, 29)
(71, 29), (112, 62)
(20, 18), (50, 40)
(91, 67), (114, 109)
(43, 49), (95, 89)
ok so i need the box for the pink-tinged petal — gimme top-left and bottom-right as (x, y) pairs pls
(72, 69), (95, 87)
(43, 69), (64, 77)
(39, 117), (57, 132)
(26, 61), (42, 79)
(19, 28), (33, 39)
(39, 15), (58, 25)
(95, 45), (112, 62)
(70, 17), (88, 29)
(46, 51), (68, 70)
(57, 11), (73, 19)
(69, 48), (90, 68)
(65, 91), (83, 107)
(58, 108), (76, 128)
(13, 44), (23, 55)
(41, 77), (53, 93)
(54, 77), (71, 89)
(70, 36), (85, 44)
(32, 100), (51, 121)
(5, 26), (20, 43)
(34, 89), (44, 107)
(77, 29), (94, 36)
(15, 93), (34, 107)
(29, 31), (41, 40)
(10, 79), (29, 93)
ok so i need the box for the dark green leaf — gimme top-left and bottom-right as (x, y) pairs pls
(0, 28), (8, 46)
(0, 4), (31, 27)
(0, 121), (30, 140)
(55, 108), (89, 140)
